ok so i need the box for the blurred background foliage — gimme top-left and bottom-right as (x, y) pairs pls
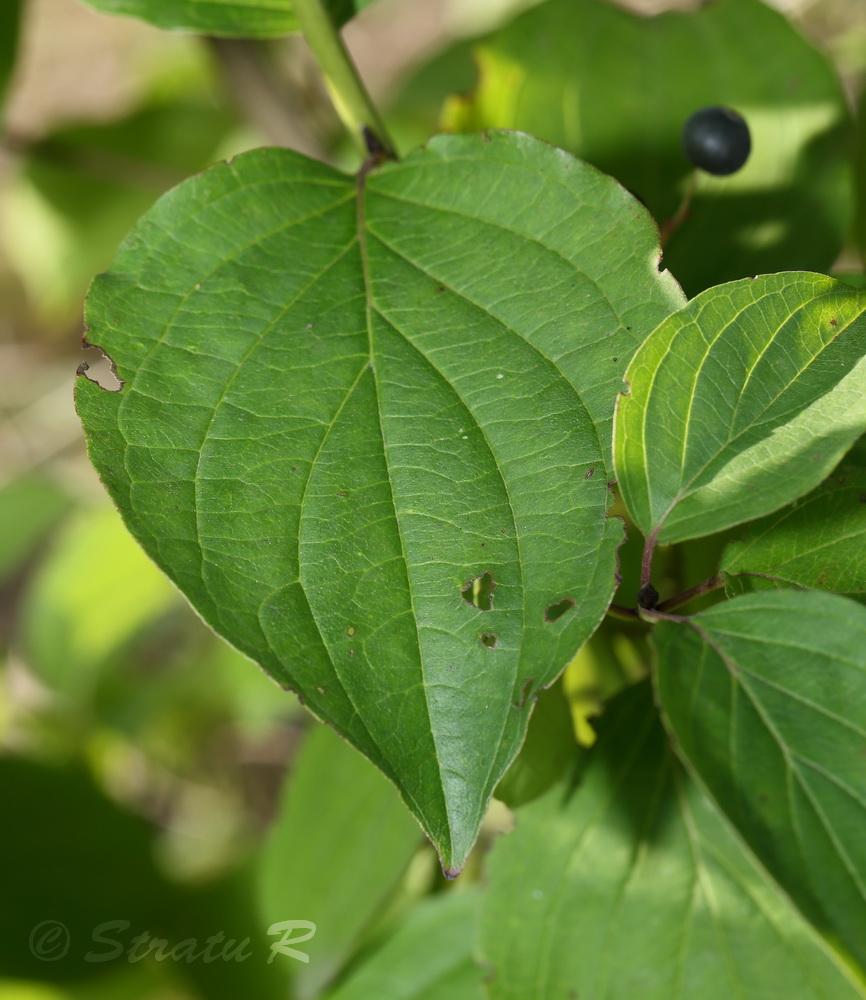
(2, 0), (866, 997)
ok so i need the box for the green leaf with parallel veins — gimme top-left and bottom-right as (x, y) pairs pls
(77, 0), (376, 37)
(257, 724), (422, 1000)
(721, 465), (866, 601)
(321, 891), (483, 1000)
(479, 682), (864, 999)
(75, 131), (683, 874)
(654, 590), (866, 972)
(442, 0), (852, 297)
(614, 272), (866, 545)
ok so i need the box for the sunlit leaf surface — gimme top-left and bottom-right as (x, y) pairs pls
(76, 131), (683, 871)
(614, 273), (866, 544)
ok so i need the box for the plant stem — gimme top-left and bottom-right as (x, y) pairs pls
(640, 531), (657, 588)
(660, 171), (698, 249)
(656, 574), (725, 613)
(293, 0), (395, 159)
(607, 603), (640, 621)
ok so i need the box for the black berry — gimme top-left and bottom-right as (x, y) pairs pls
(682, 106), (751, 176)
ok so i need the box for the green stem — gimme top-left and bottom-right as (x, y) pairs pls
(639, 607), (688, 624)
(293, 0), (395, 159)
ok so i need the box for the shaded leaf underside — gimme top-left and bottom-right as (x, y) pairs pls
(257, 724), (422, 999)
(721, 463), (866, 599)
(654, 590), (866, 972)
(479, 682), (864, 999)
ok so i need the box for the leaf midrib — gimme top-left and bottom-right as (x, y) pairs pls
(356, 168), (454, 859)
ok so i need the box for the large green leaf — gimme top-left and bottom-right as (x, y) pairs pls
(77, 0), (375, 36)
(257, 724), (423, 1000)
(721, 465), (866, 600)
(443, 0), (852, 296)
(654, 590), (866, 972)
(614, 273), (866, 545)
(478, 682), (864, 999)
(75, 131), (683, 873)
